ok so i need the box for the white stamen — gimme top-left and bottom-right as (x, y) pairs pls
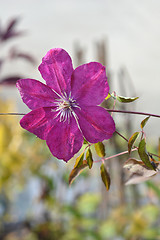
(52, 89), (65, 101)
(52, 91), (80, 123)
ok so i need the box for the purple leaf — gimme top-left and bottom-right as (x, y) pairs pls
(0, 76), (23, 85)
(9, 48), (36, 65)
(6, 18), (19, 33)
(16, 52), (36, 64)
(1, 17), (24, 41)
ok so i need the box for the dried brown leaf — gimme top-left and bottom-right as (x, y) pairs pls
(123, 158), (159, 185)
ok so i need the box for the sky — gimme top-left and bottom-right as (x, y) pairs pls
(1, 0), (160, 138)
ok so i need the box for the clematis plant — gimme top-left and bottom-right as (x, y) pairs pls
(16, 48), (115, 162)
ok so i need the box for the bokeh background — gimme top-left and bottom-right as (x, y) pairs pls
(1, 0), (160, 137)
(0, 1), (160, 239)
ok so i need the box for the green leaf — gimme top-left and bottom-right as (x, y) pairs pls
(105, 93), (111, 100)
(115, 95), (139, 103)
(69, 160), (88, 185)
(128, 132), (139, 154)
(100, 163), (111, 191)
(74, 152), (84, 168)
(140, 116), (150, 129)
(95, 142), (105, 157)
(86, 148), (93, 169)
(83, 138), (89, 144)
(138, 139), (156, 170)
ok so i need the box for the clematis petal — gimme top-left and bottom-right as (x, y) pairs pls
(20, 107), (56, 140)
(71, 62), (109, 106)
(75, 106), (115, 143)
(38, 48), (73, 95)
(16, 79), (57, 110)
(46, 117), (83, 162)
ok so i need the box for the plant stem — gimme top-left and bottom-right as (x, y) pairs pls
(0, 113), (25, 115)
(0, 109), (160, 118)
(115, 130), (129, 143)
(0, 111), (159, 158)
(107, 109), (160, 118)
(115, 130), (160, 159)
(94, 148), (137, 163)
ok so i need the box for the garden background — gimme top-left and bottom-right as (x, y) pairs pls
(0, 0), (160, 239)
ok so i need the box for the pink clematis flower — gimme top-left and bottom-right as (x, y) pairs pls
(16, 48), (115, 162)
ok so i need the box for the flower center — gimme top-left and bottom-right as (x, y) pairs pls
(54, 92), (79, 123)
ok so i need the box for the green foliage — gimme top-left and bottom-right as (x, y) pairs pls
(0, 97), (160, 240)
(74, 152), (84, 168)
(128, 131), (139, 154)
(99, 205), (160, 240)
(94, 142), (105, 157)
(140, 116), (150, 129)
(69, 160), (88, 185)
(138, 139), (156, 170)
(86, 148), (93, 169)
(100, 163), (110, 191)
(105, 93), (111, 100)
(111, 93), (139, 103)
(0, 98), (50, 190)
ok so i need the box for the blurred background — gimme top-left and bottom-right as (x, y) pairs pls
(0, 0), (160, 239)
